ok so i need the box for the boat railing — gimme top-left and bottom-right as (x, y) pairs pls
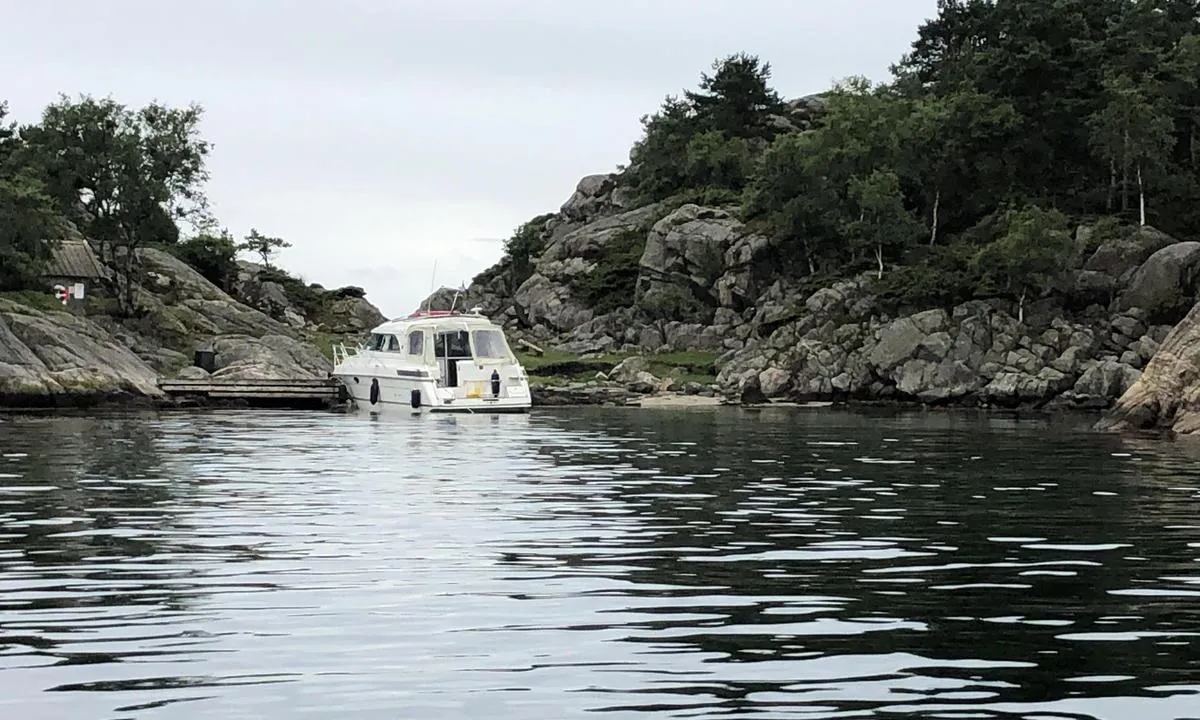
(331, 342), (360, 366)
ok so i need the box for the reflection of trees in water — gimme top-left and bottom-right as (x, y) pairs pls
(2, 412), (176, 564)
(508, 408), (1200, 711)
(0, 412), (280, 670)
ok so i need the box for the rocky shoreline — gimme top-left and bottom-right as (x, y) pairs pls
(1, 246), (385, 410)
(431, 169), (1200, 422)
(0, 380), (1145, 415)
(5, 180), (1200, 432)
(716, 282), (1156, 413)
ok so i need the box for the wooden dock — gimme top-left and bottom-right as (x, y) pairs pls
(158, 377), (347, 408)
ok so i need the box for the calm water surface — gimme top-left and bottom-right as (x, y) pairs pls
(2, 406), (1200, 719)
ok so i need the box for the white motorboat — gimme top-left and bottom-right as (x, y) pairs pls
(330, 307), (532, 413)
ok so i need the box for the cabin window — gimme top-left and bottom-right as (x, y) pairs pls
(368, 333), (386, 351)
(434, 330), (472, 359)
(386, 334), (401, 352)
(471, 329), (509, 360)
(408, 330), (424, 356)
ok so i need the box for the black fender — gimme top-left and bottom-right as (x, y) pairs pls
(369, 378), (380, 405)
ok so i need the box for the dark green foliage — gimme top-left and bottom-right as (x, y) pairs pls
(2, 95), (340, 326)
(0, 172), (63, 290)
(670, 186), (744, 208)
(682, 130), (758, 193)
(622, 53), (786, 203)
(1089, 71), (1176, 222)
(901, 85), (1023, 242)
(172, 231), (238, 290)
(1085, 215), (1127, 254)
(503, 213), (554, 291)
(11, 94), (212, 314)
(743, 130), (843, 275)
(330, 285), (366, 299)
(446, 3), (1200, 322)
(639, 283), (710, 326)
(571, 228), (647, 313)
(873, 243), (982, 313)
(622, 97), (697, 203)
(891, 0), (1200, 233)
(843, 168), (925, 277)
(971, 205), (1076, 320)
(257, 266), (324, 319)
(683, 53), (787, 141)
(0, 102), (62, 290)
(0, 101), (16, 164)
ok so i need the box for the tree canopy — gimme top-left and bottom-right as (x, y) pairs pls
(0, 102), (65, 290)
(572, 0), (1200, 317)
(622, 53), (785, 203)
(0, 93), (296, 316)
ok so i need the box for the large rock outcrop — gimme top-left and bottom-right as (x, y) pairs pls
(429, 161), (1200, 414)
(134, 248), (333, 377)
(322, 293), (387, 334)
(1, 244), (369, 406)
(713, 278), (1154, 409)
(1113, 241), (1200, 316)
(639, 205), (741, 304)
(208, 334), (331, 381)
(228, 262), (387, 334)
(0, 298), (162, 405)
(1097, 300), (1200, 434)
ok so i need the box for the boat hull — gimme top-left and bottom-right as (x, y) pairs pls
(332, 371), (531, 413)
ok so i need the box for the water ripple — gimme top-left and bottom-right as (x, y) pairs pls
(1, 407), (1199, 718)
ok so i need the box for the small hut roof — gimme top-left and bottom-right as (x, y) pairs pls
(45, 239), (106, 279)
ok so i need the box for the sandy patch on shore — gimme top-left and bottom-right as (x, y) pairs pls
(628, 395), (838, 409)
(632, 394), (727, 408)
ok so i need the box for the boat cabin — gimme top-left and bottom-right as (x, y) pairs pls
(361, 311), (516, 388)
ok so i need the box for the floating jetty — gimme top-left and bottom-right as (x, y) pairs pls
(157, 377), (347, 409)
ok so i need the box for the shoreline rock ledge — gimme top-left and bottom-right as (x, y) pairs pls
(453, 181), (1192, 414)
(1, 246), (383, 409)
(1096, 301), (1200, 436)
(0, 297), (164, 408)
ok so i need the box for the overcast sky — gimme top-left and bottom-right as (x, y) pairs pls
(3, 0), (937, 318)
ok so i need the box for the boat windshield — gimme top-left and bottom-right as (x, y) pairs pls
(471, 328), (511, 360)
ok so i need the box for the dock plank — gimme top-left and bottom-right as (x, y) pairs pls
(157, 376), (346, 406)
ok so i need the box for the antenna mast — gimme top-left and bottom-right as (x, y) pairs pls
(424, 260), (438, 312)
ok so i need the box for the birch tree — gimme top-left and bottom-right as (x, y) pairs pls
(972, 205), (1074, 323)
(904, 87), (1019, 245)
(844, 169), (923, 279)
(744, 131), (842, 275)
(1088, 73), (1175, 226)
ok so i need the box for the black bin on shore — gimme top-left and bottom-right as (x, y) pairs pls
(193, 349), (216, 373)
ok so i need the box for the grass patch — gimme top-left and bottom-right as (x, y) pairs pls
(0, 290), (72, 313)
(516, 349), (720, 386)
(647, 350), (721, 373)
(517, 349), (622, 374)
(308, 330), (346, 362)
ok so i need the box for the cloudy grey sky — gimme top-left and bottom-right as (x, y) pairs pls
(3, 0), (937, 317)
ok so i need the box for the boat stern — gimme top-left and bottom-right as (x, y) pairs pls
(434, 361), (532, 412)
